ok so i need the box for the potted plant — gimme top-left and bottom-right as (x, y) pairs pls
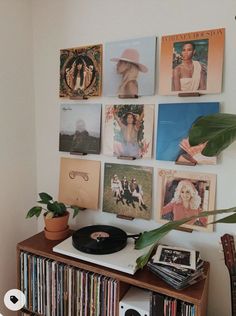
(135, 113), (236, 268)
(26, 192), (80, 240)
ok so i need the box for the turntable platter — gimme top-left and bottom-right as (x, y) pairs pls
(72, 225), (128, 254)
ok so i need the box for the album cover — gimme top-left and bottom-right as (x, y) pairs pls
(104, 104), (154, 158)
(103, 163), (153, 219)
(59, 158), (100, 209)
(104, 36), (156, 96)
(157, 168), (216, 232)
(60, 44), (102, 98)
(156, 102), (219, 164)
(153, 245), (196, 270)
(59, 103), (101, 154)
(159, 28), (225, 95)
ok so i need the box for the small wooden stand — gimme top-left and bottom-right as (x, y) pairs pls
(175, 226), (193, 233)
(175, 153), (197, 166)
(178, 92), (201, 97)
(69, 95), (89, 100)
(117, 155), (136, 161)
(78, 207), (87, 211)
(116, 214), (134, 221)
(70, 152), (88, 156)
(118, 94), (138, 99)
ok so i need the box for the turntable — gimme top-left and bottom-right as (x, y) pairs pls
(53, 225), (151, 275)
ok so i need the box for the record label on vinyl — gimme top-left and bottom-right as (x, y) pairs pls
(72, 225), (128, 254)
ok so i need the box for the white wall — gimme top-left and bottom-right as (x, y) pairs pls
(0, 0), (37, 315)
(32, 0), (236, 315)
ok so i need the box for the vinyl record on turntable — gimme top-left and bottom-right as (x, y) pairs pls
(72, 225), (128, 254)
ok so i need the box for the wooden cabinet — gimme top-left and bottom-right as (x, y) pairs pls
(17, 232), (209, 316)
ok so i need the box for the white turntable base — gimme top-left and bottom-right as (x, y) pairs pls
(53, 236), (150, 275)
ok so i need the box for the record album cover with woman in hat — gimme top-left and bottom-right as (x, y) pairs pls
(103, 163), (153, 220)
(104, 104), (154, 159)
(104, 36), (156, 97)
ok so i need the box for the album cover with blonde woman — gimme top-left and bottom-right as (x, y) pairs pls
(159, 28), (225, 95)
(157, 169), (216, 232)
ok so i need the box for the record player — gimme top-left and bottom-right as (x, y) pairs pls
(53, 225), (150, 275)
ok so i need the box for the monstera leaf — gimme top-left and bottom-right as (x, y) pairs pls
(135, 206), (236, 269)
(189, 113), (236, 156)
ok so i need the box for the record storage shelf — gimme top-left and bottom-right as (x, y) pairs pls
(17, 232), (209, 316)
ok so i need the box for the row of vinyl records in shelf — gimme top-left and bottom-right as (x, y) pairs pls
(20, 251), (196, 316)
(20, 251), (118, 316)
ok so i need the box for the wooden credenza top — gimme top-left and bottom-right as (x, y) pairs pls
(17, 231), (209, 305)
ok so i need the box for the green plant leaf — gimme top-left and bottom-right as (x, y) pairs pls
(135, 207), (236, 250)
(189, 113), (236, 156)
(47, 201), (63, 215)
(135, 207), (236, 269)
(71, 205), (80, 218)
(39, 192), (53, 204)
(211, 213), (236, 224)
(58, 203), (66, 214)
(136, 244), (157, 269)
(26, 206), (42, 218)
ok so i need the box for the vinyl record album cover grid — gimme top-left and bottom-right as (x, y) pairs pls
(104, 104), (154, 159)
(104, 36), (156, 96)
(103, 163), (153, 219)
(60, 44), (102, 98)
(156, 102), (219, 164)
(157, 169), (216, 232)
(59, 103), (101, 154)
(159, 28), (225, 95)
(59, 158), (100, 210)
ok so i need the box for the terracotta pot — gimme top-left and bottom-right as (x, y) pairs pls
(44, 226), (70, 240)
(44, 211), (69, 232)
(44, 211), (70, 240)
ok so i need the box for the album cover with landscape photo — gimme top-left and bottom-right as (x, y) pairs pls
(103, 163), (153, 219)
(156, 102), (219, 164)
(159, 28), (225, 95)
(59, 103), (101, 154)
(104, 104), (154, 158)
(59, 158), (100, 209)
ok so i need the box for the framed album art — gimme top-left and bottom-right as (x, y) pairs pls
(156, 102), (219, 164)
(59, 103), (101, 154)
(60, 44), (102, 98)
(59, 158), (100, 209)
(104, 36), (156, 97)
(103, 163), (153, 220)
(104, 104), (154, 159)
(159, 28), (225, 95)
(157, 169), (216, 232)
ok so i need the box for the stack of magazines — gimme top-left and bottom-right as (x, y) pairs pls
(147, 245), (206, 290)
